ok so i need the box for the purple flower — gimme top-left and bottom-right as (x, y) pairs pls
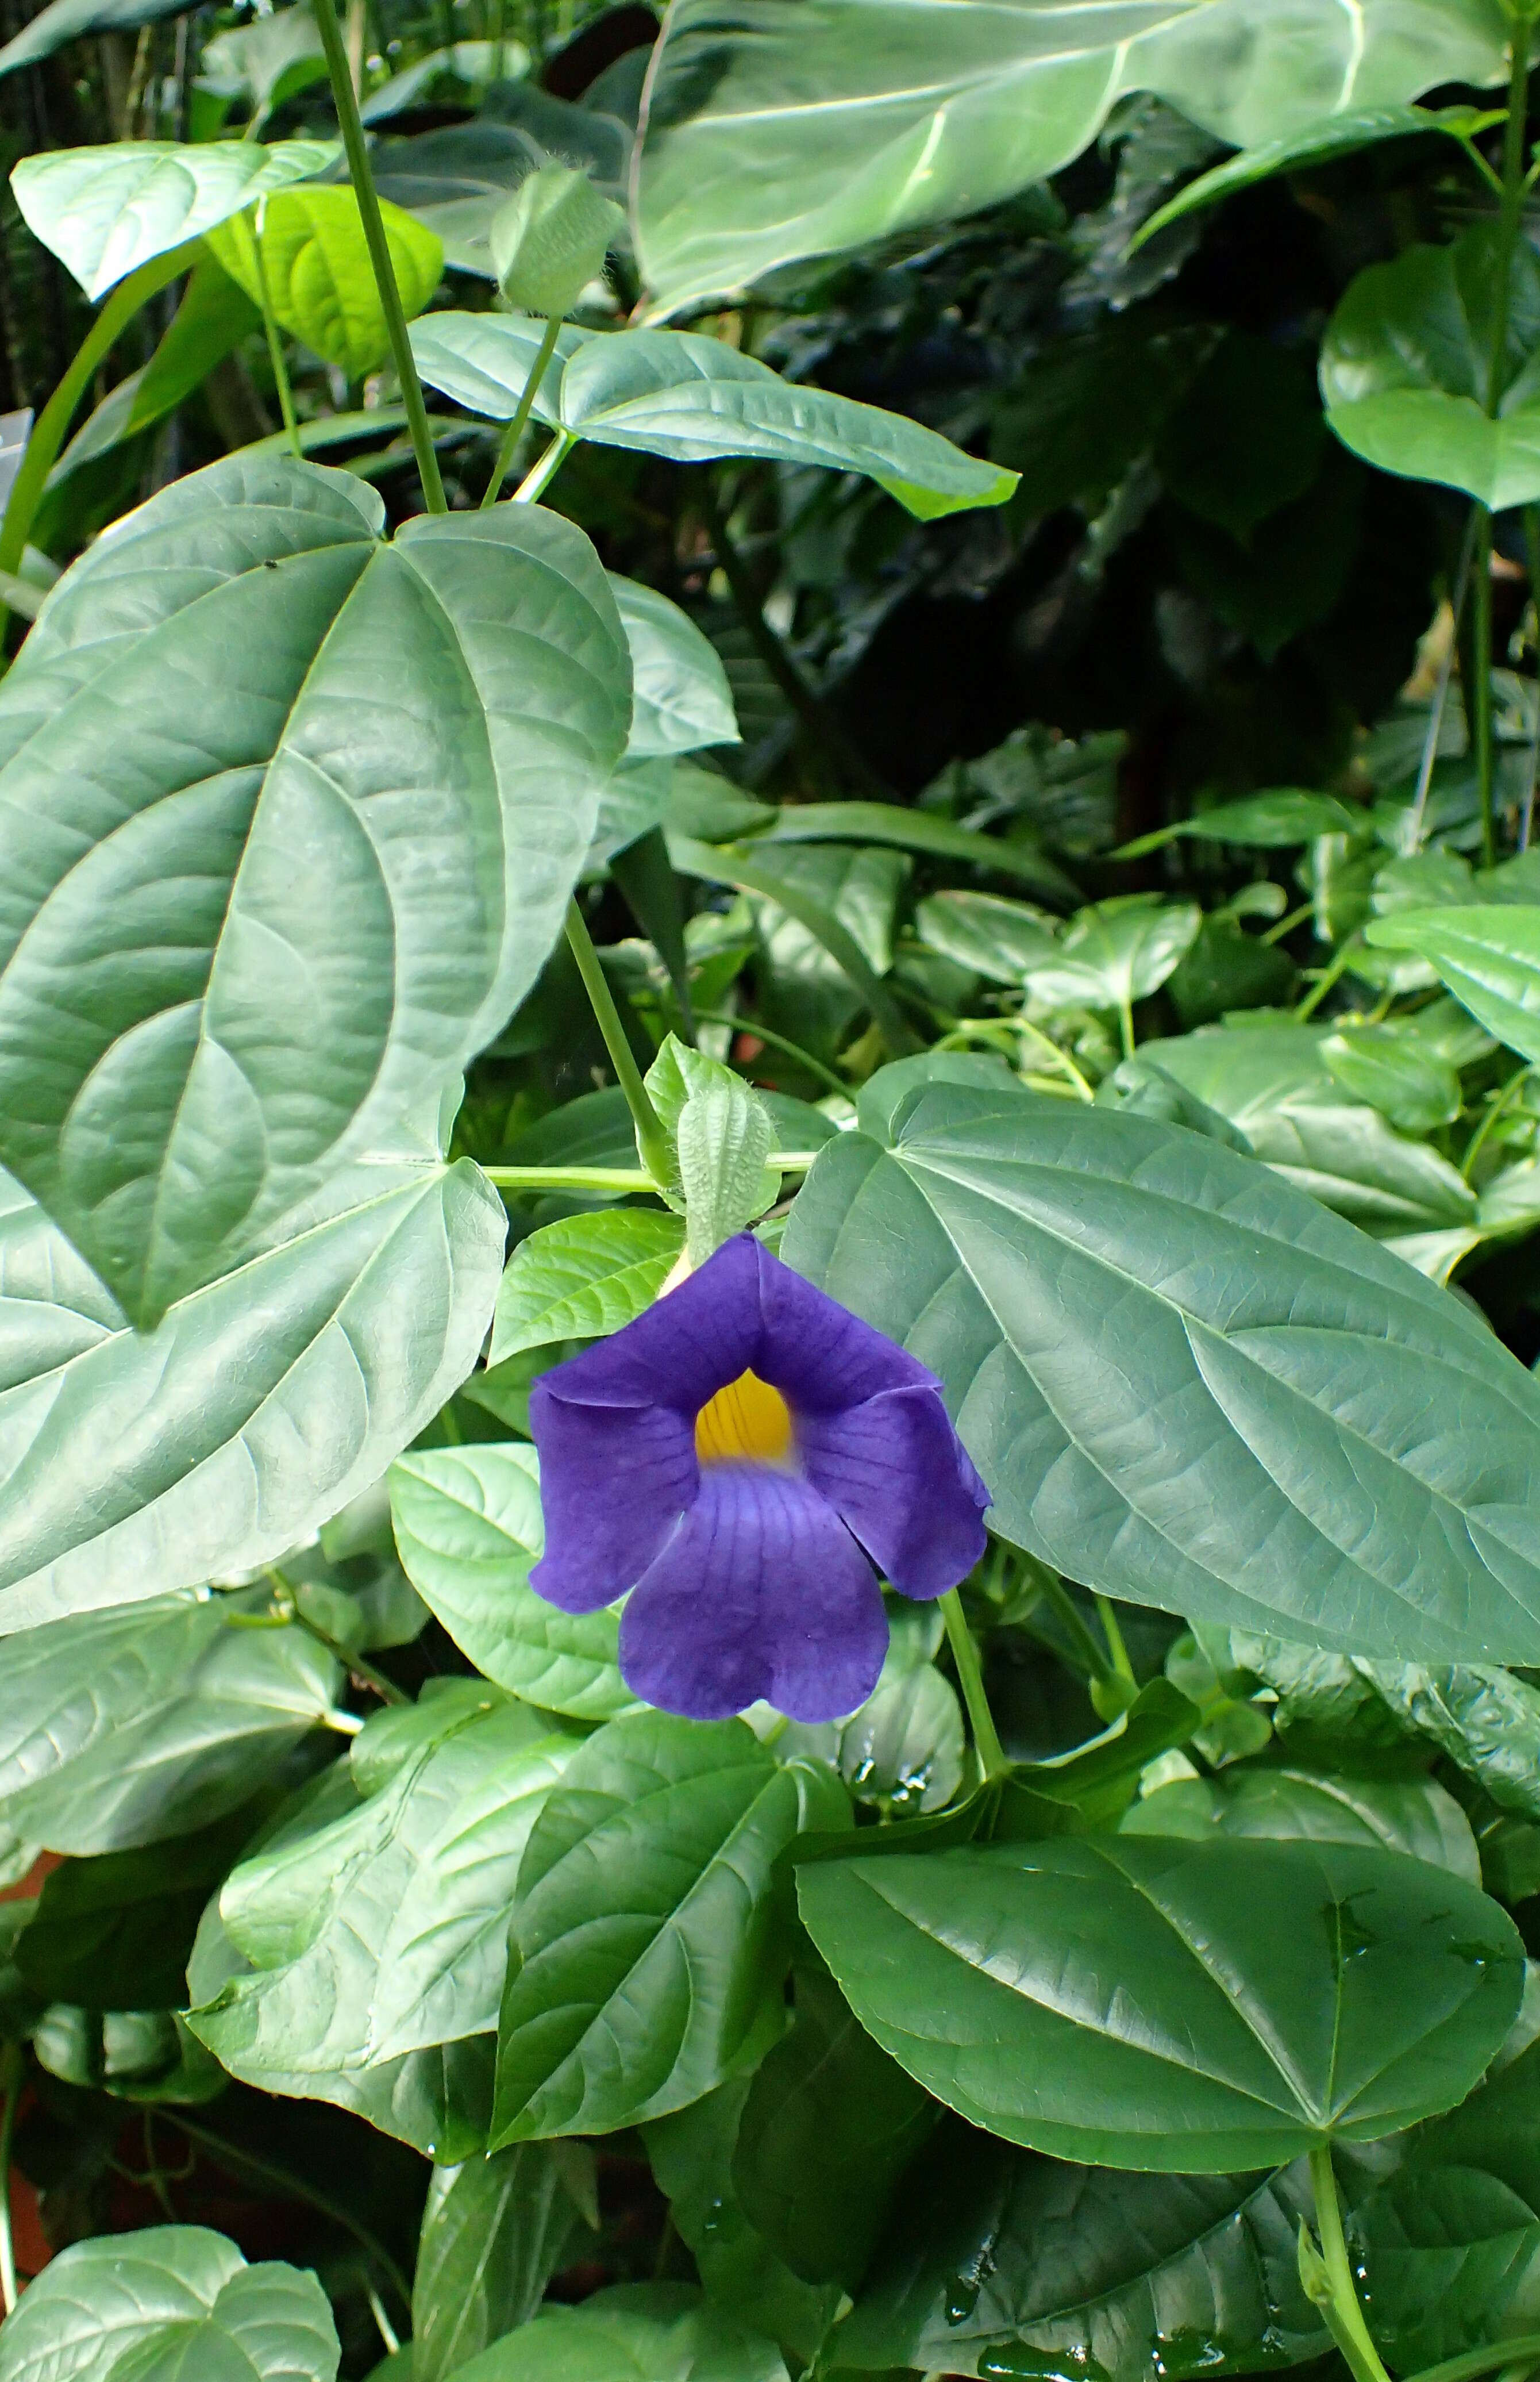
(528, 1234), (990, 1722)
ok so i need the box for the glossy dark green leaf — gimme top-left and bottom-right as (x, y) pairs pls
(10, 137), (336, 298)
(491, 1211), (686, 1361)
(413, 2145), (583, 2382)
(830, 2116), (1325, 2380)
(1124, 1763), (1481, 1880)
(390, 1443), (641, 1720)
(0, 1153), (505, 1632)
(0, 451), (628, 1328)
(1356, 2040), (1540, 2370)
(1138, 103), (1499, 245)
(732, 1965), (937, 2289)
(1321, 229), (1540, 507)
(799, 1835), (1523, 2169)
(0, 1593), (339, 1854)
(784, 1075), (1540, 1662)
(492, 1712), (847, 2142)
(448, 2284), (789, 2381)
(635, 0), (1505, 310)
(1116, 789), (1362, 857)
(0, 2225), (339, 2382)
(999, 1681), (1203, 1838)
(1366, 906), (1540, 1063)
(1024, 896), (1202, 1015)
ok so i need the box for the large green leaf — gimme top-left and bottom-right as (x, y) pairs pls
(781, 1074), (1540, 1663)
(0, 2226), (339, 2382)
(390, 1443), (641, 1720)
(0, 1592), (338, 1853)
(449, 2284), (788, 2382)
(1321, 228), (1540, 508)
(799, 1835), (1523, 2169)
(0, 1155), (503, 1635)
(492, 1712), (846, 2142)
(1366, 906), (1540, 1063)
(413, 2147), (583, 2382)
(0, 451), (629, 1327)
(411, 317), (1017, 518)
(1023, 894), (1202, 1015)
(10, 139), (337, 301)
(829, 2117), (1324, 2380)
(1123, 1762), (1481, 1879)
(206, 186), (444, 376)
(1356, 2041), (1540, 2371)
(635, 0), (1510, 311)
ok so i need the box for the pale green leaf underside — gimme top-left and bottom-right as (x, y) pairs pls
(10, 137), (338, 299)
(782, 1077), (1540, 1665)
(0, 450), (630, 1327)
(634, 0), (1509, 310)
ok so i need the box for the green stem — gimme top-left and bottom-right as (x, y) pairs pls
(1412, 2339), (1540, 2382)
(564, 898), (672, 1183)
(514, 428), (575, 504)
(252, 206), (302, 465)
(1116, 995), (1137, 1064)
(165, 2113), (413, 2314)
(940, 1588), (1008, 1783)
(1033, 1567), (1117, 1685)
(1296, 936), (1361, 1021)
(1474, 506), (1498, 869)
(1464, 1062), (1534, 1180)
(0, 244), (194, 614)
(692, 1008), (850, 1098)
(1095, 1593), (1137, 1686)
(265, 1569), (409, 1705)
(482, 313), (562, 508)
(1308, 2145), (1394, 2382)
(1410, 512), (1479, 853)
(486, 1163), (657, 1193)
(310, 0), (445, 513)
(1523, 502), (1540, 851)
(0, 2041), (21, 2314)
(1261, 900), (1317, 947)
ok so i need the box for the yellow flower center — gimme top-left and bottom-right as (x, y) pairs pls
(694, 1369), (795, 1467)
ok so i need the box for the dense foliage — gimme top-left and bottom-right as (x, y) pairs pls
(12, 3), (1540, 2380)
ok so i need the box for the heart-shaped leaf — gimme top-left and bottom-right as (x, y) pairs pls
(799, 1835), (1523, 2169)
(206, 185), (443, 375)
(1366, 906), (1540, 1063)
(609, 576), (738, 758)
(10, 138), (337, 299)
(491, 1212), (687, 1362)
(782, 1073), (1540, 1663)
(0, 451), (630, 1326)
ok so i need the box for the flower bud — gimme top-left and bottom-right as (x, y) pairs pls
(490, 165), (623, 318)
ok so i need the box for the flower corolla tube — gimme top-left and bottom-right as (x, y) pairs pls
(528, 1232), (991, 1722)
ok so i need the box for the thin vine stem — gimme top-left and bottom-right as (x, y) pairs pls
(252, 202), (302, 464)
(1308, 2145), (1395, 2382)
(691, 1008), (850, 1098)
(1409, 513), (1477, 853)
(1413, 2338), (1540, 2382)
(564, 898), (672, 1184)
(0, 2041), (21, 2315)
(310, 0), (446, 512)
(164, 2113), (413, 2314)
(482, 314), (563, 508)
(264, 1568), (409, 1705)
(514, 429), (575, 504)
(940, 1588), (1008, 1783)
(1094, 1593), (1137, 1686)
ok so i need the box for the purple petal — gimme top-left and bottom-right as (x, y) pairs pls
(618, 1465), (888, 1722)
(536, 1232), (763, 1416)
(529, 1388), (696, 1611)
(752, 1238), (945, 1414)
(797, 1383), (991, 1599)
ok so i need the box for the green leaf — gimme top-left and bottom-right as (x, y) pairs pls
(1366, 906), (1540, 1063)
(829, 2117), (1325, 2380)
(1356, 2039), (1540, 2371)
(913, 891), (1061, 986)
(799, 1835), (1523, 2170)
(732, 1964), (937, 2289)
(1124, 1763), (1482, 1881)
(446, 2284), (789, 2381)
(52, 255), (262, 482)
(757, 797), (1079, 904)
(999, 1680), (1204, 1837)
(1320, 1023), (1463, 1133)
(0, 0), (185, 80)
(491, 1211), (686, 1362)
(390, 1443), (642, 1720)
(0, 1154), (504, 1634)
(491, 163), (624, 315)
(1115, 788), (1363, 857)
(492, 1712), (847, 2141)
(199, 7), (328, 120)
(406, 309), (591, 419)
(412, 316), (1017, 518)
(677, 1077), (778, 1263)
(1024, 895), (1203, 1014)
(634, 0), (1507, 311)
(0, 451), (629, 1327)
(644, 2079), (843, 2357)
(206, 184), (444, 377)
(413, 2146), (584, 2382)
(188, 1698), (558, 2154)
(1322, 228), (1540, 508)
(609, 577), (739, 759)
(781, 1074), (1540, 1662)
(0, 2226), (339, 2382)
(15, 1814), (261, 2008)
(10, 137), (337, 300)
(1138, 103), (1500, 245)
(1136, 1023), (1476, 1231)
(0, 1593), (339, 1854)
